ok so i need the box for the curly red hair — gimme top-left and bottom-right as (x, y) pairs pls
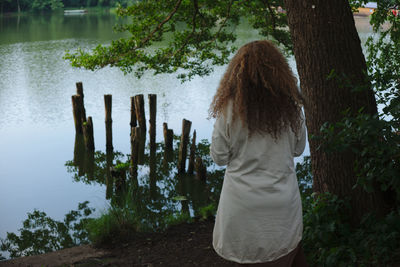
(209, 40), (304, 138)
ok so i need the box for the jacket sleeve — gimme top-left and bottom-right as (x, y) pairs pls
(210, 115), (230, 166)
(293, 112), (307, 157)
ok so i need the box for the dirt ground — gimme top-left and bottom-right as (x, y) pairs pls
(0, 218), (235, 267)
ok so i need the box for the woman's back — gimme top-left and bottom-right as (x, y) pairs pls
(211, 102), (306, 263)
(209, 40), (308, 266)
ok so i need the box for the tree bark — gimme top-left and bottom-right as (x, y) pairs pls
(283, 0), (389, 220)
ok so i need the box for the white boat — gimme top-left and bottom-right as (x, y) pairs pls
(64, 9), (88, 15)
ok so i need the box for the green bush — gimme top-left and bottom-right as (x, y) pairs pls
(296, 155), (400, 266)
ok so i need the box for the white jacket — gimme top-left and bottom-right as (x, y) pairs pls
(210, 103), (306, 263)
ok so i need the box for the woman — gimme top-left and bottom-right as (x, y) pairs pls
(209, 40), (308, 266)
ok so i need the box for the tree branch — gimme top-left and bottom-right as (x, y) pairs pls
(265, 0), (277, 32)
(104, 0), (184, 67)
(169, 0), (235, 61)
(211, 0), (234, 45)
(138, 0), (184, 48)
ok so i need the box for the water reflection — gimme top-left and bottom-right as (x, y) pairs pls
(0, 11), (128, 45)
(66, 134), (223, 231)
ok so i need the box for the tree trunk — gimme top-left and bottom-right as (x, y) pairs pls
(283, 0), (389, 220)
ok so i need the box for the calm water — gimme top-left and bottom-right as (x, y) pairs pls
(0, 11), (373, 245)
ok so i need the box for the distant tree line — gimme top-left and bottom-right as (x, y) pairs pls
(0, 0), (136, 14)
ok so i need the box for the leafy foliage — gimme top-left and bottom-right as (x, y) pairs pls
(0, 202), (94, 258)
(64, 0), (291, 81)
(31, 0), (64, 11)
(302, 192), (400, 266)
(296, 156), (400, 266)
(319, 110), (400, 202)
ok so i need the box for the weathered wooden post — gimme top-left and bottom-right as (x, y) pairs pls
(178, 119), (192, 173)
(195, 157), (207, 181)
(104, 94), (113, 151)
(72, 95), (83, 134)
(73, 134), (86, 176)
(149, 149), (157, 200)
(163, 123), (174, 152)
(85, 150), (95, 181)
(83, 116), (95, 151)
(177, 174), (190, 215)
(105, 152), (114, 200)
(130, 127), (141, 178)
(130, 96), (137, 130)
(76, 82), (86, 123)
(148, 94), (157, 153)
(188, 130), (196, 175)
(148, 96), (157, 198)
(134, 94), (146, 164)
(163, 123), (174, 164)
(134, 94), (146, 137)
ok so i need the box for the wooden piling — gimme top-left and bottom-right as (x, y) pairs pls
(83, 116), (95, 151)
(178, 119), (192, 173)
(76, 82), (83, 97)
(76, 82), (86, 123)
(72, 95), (83, 134)
(134, 94), (146, 164)
(130, 127), (141, 177)
(148, 94), (157, 153)
(134, 94), (146, 138)
(195, 157), (207, 181)
(149, 149), (157, 199)
(130, 96), (137, 129)
(105, 152), (114, 200)
(85, 151), (95, 180)
(104, 94), (113, 151)
(163, 123), (174, 152)
(188, 130), (196, 175)
(162, 123), (174, 165)
(177, 174), (190, 215)
(73, 134), (86, 176)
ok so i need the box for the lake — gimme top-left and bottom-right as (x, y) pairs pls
(0, 10), (373, 250)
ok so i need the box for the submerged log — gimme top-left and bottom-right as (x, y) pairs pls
(104, 94), (113, 151)
(178, 119), (192, 173)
